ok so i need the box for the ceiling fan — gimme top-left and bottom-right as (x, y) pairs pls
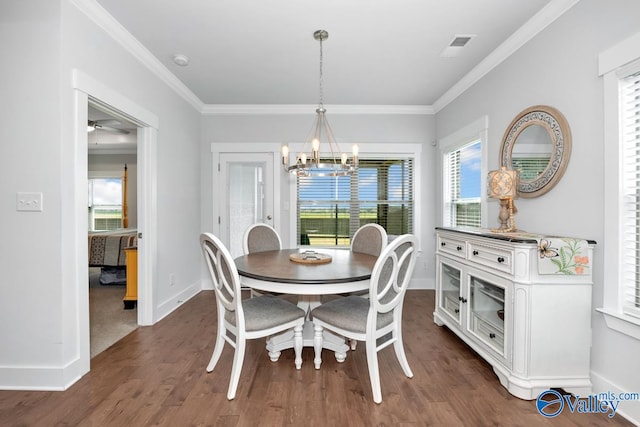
(87, 119), (131, 134)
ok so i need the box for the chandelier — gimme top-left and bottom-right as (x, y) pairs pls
(281, 30), (359, 177)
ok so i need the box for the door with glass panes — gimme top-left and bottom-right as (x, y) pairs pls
(218, 153), (275, 259)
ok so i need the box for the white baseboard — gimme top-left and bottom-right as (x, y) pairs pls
(0, 356), (87, 391)
(155, 280), (203, 323)
(0, 281), (204, 391)
(201, 278), (213, 290)
(590, 370), (640, 425)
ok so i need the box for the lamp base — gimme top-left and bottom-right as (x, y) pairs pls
(491, 198), (517, 233)
(490, 226), (517, 233)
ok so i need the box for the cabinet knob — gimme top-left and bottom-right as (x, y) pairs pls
(489, 333), (496, 339)
(472, 250), (479, 256)
(461, 297), (468, 304)
(458, 296), (464, 301)
(497, 257), (505, 263)
(441, 242), (446, 247)
(454, 309), (459, 314)
(456, 246), (462, 251)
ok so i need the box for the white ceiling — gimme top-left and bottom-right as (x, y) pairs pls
(94, 0), (564, 109)
(88, 105), (137, 153)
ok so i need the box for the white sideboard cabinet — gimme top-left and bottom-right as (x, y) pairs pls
(434, 227), (595, 400)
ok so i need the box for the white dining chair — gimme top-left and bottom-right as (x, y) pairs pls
(242, 223), (283, 297)
(200, 232), (305, 400)
(322, 223), (389, 350)
(243, 223), (282, 254)
(323, 224), (387, 302)
(310, 234), (417, 404)
(351, 223), (388, 257)
(349, 223), (388, 297)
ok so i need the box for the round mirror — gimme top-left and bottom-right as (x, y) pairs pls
(499, 105), (571, 198)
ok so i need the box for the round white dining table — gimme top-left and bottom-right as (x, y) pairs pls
(234, 248), (377, 362)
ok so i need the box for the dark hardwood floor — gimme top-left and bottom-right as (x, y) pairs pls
(0, 290), (633, 426)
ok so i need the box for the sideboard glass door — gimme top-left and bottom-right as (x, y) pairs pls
(438, 259), (463, 325)
(468, 274), (506, 357)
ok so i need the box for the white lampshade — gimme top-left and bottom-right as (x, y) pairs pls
(488, 167), (518, 199)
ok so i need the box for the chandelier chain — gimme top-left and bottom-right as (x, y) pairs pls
(318, 35), (324, 108)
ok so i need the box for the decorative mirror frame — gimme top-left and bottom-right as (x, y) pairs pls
(499, 105), (571, 198)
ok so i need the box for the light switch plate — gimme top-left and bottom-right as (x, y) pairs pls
(17, 192), (43, 212)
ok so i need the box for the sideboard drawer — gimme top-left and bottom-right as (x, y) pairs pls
(470, 312), (505, 355)
(438, 235), (467, 259)
(468, 242), (513, 274)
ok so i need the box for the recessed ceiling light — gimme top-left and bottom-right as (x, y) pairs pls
(173, 54), (190, 66)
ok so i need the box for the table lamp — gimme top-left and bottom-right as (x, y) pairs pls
(488, 166), (519, 232)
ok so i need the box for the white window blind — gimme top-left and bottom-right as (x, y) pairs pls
(622, 68), (640, 318)
(296, 158), (414, 247)
(443, 140), (481, 228)
(511, 157), (550, 181)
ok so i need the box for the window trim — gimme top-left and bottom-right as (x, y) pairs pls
(287, 142), (422, 251)
(599, 31), (640, 341)
(439, 116), (489, 229)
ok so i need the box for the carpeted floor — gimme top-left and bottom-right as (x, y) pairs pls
(89, 268), (138, 358)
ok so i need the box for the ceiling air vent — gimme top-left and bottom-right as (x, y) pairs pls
(440, 34), (476, 57)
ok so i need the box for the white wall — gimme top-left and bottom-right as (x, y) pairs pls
(0, 0), (65, 384)
(435, 0), (640, 422)
(201, 113), (437, 288)
(0, 0), (202, 389)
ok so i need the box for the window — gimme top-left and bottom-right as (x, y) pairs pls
(620, 64), (640, 318)
(600, 32), (640, 340)
(88, 177), (123, 231)
(439, 117), (487, 229)
(442, 140), (482, 228)
(295, 156), (415, 247)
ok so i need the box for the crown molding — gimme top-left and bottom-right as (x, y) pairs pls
(70, 0), (204, 112)
(201, 104), (434, 115)
(72, 0), (577, 117)
(72, 1), (432, 117)
(432, 0), (581, 113)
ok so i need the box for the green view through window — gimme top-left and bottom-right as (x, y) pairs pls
(296, 158), (414, 246)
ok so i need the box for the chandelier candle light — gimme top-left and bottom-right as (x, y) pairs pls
(282, 30), (359, 177)
(488, 166), (519, 232)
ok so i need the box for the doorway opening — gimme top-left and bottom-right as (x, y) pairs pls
(87, 102), (139, 357)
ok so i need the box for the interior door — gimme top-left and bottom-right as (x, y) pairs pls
(219, 153), (275, 258)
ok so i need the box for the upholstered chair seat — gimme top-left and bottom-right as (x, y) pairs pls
(225, 295), (304, 331)
(311, 295), (394, 333)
